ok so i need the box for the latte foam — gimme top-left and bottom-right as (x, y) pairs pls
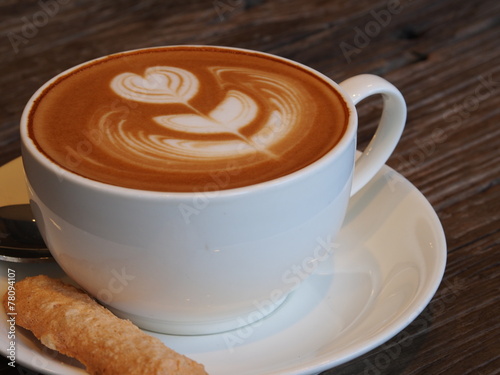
(29, 46), (348, 192)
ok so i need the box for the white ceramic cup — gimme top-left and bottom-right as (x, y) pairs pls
(20, 46), (406, 335)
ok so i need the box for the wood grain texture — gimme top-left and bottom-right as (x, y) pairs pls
(1, 0), (499, 374)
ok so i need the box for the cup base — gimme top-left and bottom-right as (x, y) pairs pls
(106, 294), (290, 336)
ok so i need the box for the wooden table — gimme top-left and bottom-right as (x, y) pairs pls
(1, 0), (498, 374)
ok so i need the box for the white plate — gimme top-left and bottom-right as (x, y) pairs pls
(0, 157), (446, 375)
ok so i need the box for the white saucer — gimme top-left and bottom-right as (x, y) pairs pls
(0, 157), (446, 375)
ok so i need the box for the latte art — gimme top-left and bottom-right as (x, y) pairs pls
(111, 66), (199, 105)
(29, 47), (348, 191)
(106, 65), (305, 163)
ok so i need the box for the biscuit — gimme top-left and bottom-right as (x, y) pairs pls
(3, 275), (208, 375)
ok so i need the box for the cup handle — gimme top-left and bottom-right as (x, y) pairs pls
(339, 74), (406, 196)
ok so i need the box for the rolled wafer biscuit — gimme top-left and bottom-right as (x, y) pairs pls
(2, 275), (208, 375)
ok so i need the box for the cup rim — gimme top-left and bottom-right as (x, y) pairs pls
(20, 45), (358, 199)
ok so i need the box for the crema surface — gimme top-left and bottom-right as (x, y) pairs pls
(29, 47), (348, 192)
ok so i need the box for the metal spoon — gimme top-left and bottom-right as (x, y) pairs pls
(0, 204), (53, 263)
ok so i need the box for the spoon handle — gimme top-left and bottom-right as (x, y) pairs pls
(0, 204), (54, 263)
(0, 247), (54, 263)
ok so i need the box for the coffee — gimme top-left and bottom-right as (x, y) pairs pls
(29, 46), (348, 192)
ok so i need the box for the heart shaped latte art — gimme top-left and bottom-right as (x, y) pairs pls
(111, 66), (199, 104)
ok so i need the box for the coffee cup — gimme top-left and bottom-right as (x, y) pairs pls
(20, 46), (406, 335)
